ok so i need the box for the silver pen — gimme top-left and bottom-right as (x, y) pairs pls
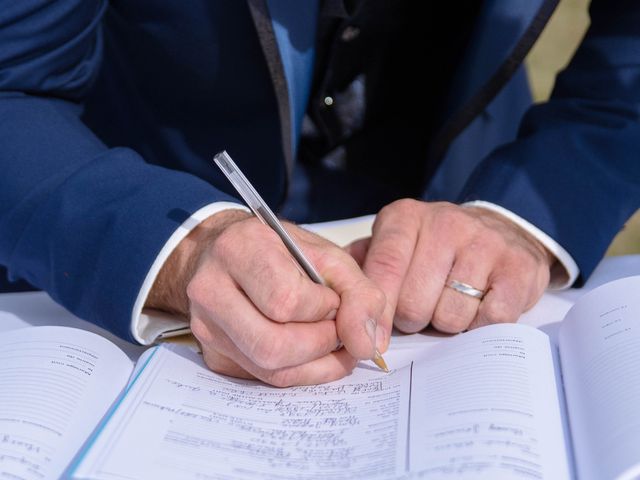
(213, 150), (388, 372)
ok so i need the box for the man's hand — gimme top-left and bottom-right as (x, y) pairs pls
(147, 209), (387, 387)
(347, 200), (554, 334)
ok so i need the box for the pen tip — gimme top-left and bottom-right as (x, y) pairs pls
(373, 350), (389, 373)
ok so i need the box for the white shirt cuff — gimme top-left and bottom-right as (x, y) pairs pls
(462, 200), (579, 289)
(130, 201), (250, 344)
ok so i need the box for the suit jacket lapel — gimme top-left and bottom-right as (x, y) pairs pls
(428, 0), (559, 166)
(246, 0), (294, 179)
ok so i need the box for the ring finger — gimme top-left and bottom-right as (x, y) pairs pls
(431, 251), (494, 333)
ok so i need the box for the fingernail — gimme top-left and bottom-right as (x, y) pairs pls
(375, 324), (387, 352)
(324, 309), (337, 321)
(364, 318), (377, 353)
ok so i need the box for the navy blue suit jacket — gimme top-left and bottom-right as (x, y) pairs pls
(1, 0), (639, 342)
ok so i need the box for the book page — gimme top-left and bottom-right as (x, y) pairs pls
(71, 344), (411, 479)
(302, 215), (374, 247)
(558, 275), (640, 480)
(409, 323), (571, 479)
(0, 326), (133, 480)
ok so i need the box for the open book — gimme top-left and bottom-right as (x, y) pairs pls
(1, 276), (640, 480)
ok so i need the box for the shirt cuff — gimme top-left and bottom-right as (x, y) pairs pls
(462, 200), (579, 289)
(130, 201), (250, 344)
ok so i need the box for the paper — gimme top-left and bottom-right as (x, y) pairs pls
(0, 327), (132, 480)
(73, 325), (571, 479)
(559, 276), (640, 480)
(72, 345), (411, 479)
(408, 324), (570, 478)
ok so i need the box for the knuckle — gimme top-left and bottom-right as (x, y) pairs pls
(394, 316), (427, 334)
(480, 300), (517, 324)
(185, 284), (198, 308)
(201, 348), (229, 375)
(266, 369), (299, 388)
(201, 350), (217, 371)
(434, 206), (465, 235)
(248, 335), (285, 370)
(376, 198), (419, 224)
(185, 276), (204, 302)
(391, 198), (419, 213)
(438, 202), (462, 220)
(395, 303), (426, 331)
(432, 313), (469, 334)
(261, 283), (300, 322)
(190, 316), (213, 344)
(432, 301), (471, 333)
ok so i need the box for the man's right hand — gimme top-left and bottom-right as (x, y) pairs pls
(146, 209), (388, 387)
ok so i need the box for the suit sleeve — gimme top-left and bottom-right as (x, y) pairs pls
(459, 0), (640, 285)
(0, 1), (237, 341)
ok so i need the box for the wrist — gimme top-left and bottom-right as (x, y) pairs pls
(145, 209), (252, 317)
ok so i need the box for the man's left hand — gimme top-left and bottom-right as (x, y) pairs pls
(347, 200), (554, 334)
